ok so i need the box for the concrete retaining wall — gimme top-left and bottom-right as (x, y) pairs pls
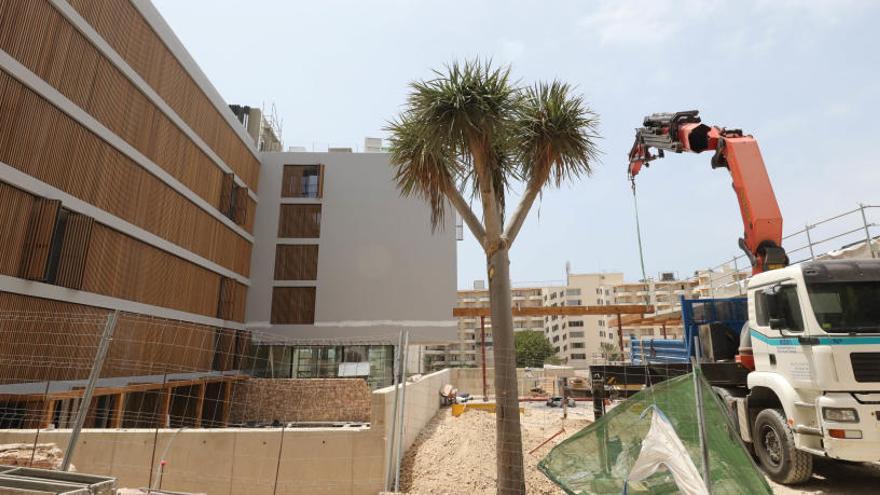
(229, 378), (371, 424)
(0, 369), (451, 495)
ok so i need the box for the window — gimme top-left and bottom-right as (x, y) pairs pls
(572, 342), (585, 349)
(562, 334), (567, 340)
(599, 320), (605, 327)
(570, 331), (584, 338)
(19, 197), (61, 281)
(756, 284), (804, 332)
(571, 353), (586, 360)
(567, 288), (581, 296)
(552, 324), (559, 331)
(563, 345), (568, 351)
(553, 336), (559, 343)
(278, 204), (322, 238)
(599, 331), (605, 337)
(569, 321), (584, 327)
(807, 282), (880, 333)
(282, 165), (323, 198)
(271, 287), (317, 324)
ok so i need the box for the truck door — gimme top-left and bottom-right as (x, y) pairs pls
(754, 282), (817, 390)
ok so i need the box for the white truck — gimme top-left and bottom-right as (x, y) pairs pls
(721, 259), (880, 483)
(625, 110), (880, 483)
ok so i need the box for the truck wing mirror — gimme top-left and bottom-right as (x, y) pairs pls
(769, 317), (789, 330)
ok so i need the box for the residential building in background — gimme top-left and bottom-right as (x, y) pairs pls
(550, 272), (625, 368)
(424, 282), (544, 371)
(0, 0), (456, 390)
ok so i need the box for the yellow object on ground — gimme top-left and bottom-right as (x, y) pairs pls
(451, 402), (524, 417)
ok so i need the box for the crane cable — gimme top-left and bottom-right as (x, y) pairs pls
(631, 180), (650, 306)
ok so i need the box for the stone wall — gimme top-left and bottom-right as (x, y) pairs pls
(230, 378), (371, 424)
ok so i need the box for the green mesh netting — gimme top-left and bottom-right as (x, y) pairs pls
(538, 370), (772, 494)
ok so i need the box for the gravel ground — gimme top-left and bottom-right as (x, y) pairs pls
(399, 402), (592, 495)
(397, 402), (878, 494)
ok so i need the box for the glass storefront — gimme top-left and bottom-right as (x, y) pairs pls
(246, 343), (394, 389)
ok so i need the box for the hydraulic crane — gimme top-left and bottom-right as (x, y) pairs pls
(627, 110), (788, 274)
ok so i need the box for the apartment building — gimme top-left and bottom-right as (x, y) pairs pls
(0, 0), (455, 390)
(546, 272), (625, 368)
(424, 283), (544, 371)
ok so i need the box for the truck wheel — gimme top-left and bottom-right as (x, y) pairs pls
(753, 409), (813, 484)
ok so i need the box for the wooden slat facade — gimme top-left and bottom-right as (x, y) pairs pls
(0, 0), (256, 232)
(0, 70), (252, 277)
(0, 291), (248, 384)
(81, 224), (247, 321)
(274, 244), (319, 281)
(278, 204), (322, 238)
(270, 287), (317, 324)
(65, 0), (261, 191)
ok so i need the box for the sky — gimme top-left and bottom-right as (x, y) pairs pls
(154, 0), (880, 289)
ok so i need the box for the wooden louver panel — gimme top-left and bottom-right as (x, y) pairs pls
(271, 287), (316, 324)
(218, 173), (234, 217)
(278, 205), (322, 238)
(19, 198), (61, 281)
(281, 164), (323, 198)
(216, 277), (247, 322)
(54, 212), (95, 289)
(232, 186), (248, 226)
(274, 244), (319, 280)
(0, 182), (36, 276)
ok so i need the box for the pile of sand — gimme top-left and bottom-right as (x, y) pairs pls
(400, 408), (590, 495)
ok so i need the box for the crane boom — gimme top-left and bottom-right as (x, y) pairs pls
(628, 110), (788, 274)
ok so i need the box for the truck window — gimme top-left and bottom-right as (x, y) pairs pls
(755, 292), (769, 326)
(778, 285), (805, 332)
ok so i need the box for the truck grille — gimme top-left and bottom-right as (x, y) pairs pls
(851, 353), (880, 382)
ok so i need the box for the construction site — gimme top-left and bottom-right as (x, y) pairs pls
(0, 1), (877, 494)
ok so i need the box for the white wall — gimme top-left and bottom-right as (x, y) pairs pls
(247, 152), (457, 343)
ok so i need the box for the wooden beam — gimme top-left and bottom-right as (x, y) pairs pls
(39, 399), (56, 429)
(452, 304), (653, 318)
(193, 381), (206, 428)
(0, 374), (248, 403)
(159, 388), (171, 428)
(111, 393), (125, 429)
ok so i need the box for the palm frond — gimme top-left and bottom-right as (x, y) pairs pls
(514, 81), (600, 187)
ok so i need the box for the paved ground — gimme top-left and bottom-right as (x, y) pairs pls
(770, 458), (880, 494)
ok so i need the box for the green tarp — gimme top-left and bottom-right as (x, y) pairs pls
(539, 371), (772, 494)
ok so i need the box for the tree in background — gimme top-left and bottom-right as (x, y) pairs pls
(600, 342), (624, 362)
(514, 330), (557, 368)
(387, 60), (598, 494)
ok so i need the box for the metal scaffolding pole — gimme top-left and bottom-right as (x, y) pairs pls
(62, 311), (118, 471)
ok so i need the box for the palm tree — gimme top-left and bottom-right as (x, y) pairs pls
(387, 60), (598, 494)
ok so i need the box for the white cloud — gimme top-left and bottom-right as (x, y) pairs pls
(578, 1), (720, 46)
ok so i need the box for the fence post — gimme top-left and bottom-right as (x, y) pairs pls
(62, 310), (119, 471)
(860, 203), (877, 259)
(692, 336), (712, 494)
(804, 224), (816, 260)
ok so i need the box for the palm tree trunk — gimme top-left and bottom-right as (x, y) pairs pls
(487, 245), (525, 494)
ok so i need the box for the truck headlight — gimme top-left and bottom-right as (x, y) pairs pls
(822, 407), (859, 423)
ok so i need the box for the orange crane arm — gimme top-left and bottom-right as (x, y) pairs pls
(628, 110), (788, 274)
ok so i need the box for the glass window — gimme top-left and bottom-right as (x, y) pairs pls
(778, 286), (805, 332)
(807, 282), (880, 333)
(570, 331), (584, 338)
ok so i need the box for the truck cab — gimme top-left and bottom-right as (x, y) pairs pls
(744, 259), (880, 482)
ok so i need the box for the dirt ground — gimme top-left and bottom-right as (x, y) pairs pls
(399, 402), (592, 495)
(397, 402), (879, 495)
